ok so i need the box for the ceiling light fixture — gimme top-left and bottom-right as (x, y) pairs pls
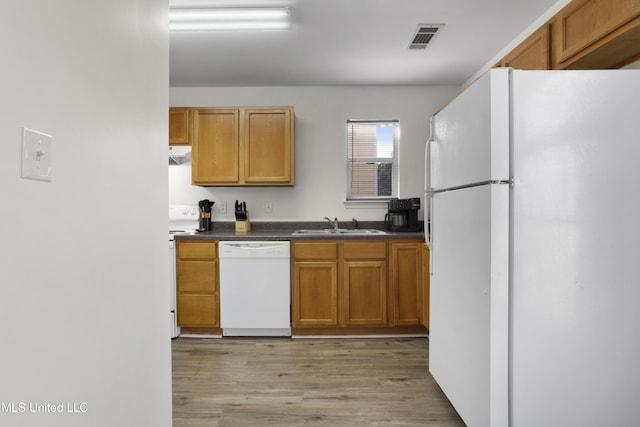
(169, 7), (291, 31)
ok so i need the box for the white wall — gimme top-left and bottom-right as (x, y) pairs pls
(170, 85), (459, 221)
(0, 2), (171, 426)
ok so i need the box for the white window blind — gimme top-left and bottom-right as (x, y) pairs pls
(346, 120), (398, 200)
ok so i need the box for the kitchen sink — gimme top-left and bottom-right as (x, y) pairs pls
(292, 229), (386, 236)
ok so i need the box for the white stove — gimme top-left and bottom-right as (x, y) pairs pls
(168, 204), (200, 338)
(169, 204), (200, 238)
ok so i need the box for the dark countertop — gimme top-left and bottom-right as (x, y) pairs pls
(172, 221), (425, 241)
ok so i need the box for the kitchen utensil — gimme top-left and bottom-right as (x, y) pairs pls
(235, 200), (248, 221)
(198, 199), (215, 231)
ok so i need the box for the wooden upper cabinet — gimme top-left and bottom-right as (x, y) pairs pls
(552, 0), (640, 69)
(192, 108), (240, 185)
(500, 25), (551, 70)
(241, 107), (295, 185)
(191, 106), (295, 186)
(169, 107), (190, 146)
(495, 0), (640, 71)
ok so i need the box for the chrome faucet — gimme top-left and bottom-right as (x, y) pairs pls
(324, 217), (339, 230)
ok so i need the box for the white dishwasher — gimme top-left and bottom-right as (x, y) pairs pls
(218, 241), (291, 337)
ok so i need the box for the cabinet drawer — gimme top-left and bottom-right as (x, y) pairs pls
(177, 260), (216, 292)
(293, 242), (337, 260)
(177, 294), (218, 327)
(343, 241), (386, 259)
(177, 241), (216, 259)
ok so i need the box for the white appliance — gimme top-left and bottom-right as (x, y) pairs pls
(168, 204), (200, 338)
(426, 68), (640, 427)
(218, 241), (291, 337)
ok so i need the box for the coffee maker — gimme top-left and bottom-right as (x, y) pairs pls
(384, 197), (421, 232)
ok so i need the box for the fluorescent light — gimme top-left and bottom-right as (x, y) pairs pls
(169, 7), (291, 31)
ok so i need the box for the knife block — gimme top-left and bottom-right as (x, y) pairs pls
(235, 220), (251, 233)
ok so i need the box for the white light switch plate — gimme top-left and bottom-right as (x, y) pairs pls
(22, 128), (52, 182)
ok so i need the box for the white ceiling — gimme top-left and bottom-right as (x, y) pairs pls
(169, 0), (561, 87)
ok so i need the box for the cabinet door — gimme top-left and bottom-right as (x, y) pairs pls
(241, 107), (294, 185)
(389, 242), (422, 326)
(169, 107), (190, 146)
(342, 260), (387, 326)
(501, 25), (551, 70)
(552, 0), (640, 69)
(292, 261), (338, 326)
(192, 108), (240, 185)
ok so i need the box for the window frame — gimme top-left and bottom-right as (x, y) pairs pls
(345, 119), (399, 202)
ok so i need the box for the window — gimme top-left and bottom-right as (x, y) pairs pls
(346, 120), (399, 200)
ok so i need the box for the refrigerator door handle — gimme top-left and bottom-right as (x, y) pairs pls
(425, 193), (432, 247)
(424, 116), (434, 193)
(424, 116), (435, 192)
(426, 193), (434, 276)
(425, 117), (435, 275)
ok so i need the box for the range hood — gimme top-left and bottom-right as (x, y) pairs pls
(169, 146), (191, 164)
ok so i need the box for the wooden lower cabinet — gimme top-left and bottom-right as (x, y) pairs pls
(421, 243), (430, 331)
(292, 261), (338, 326)
(389, 242), (423, 326)
(292, 239), (426, 335)
(342, 241), (387, 326)
(176, 241), (220, 332)
(291, 242), (338, 327)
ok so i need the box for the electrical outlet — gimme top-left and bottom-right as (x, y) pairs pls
(264, 201), (273, 213)
(219, 201), (227, 214)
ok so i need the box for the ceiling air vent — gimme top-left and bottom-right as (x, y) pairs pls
(409, 24), (444, 50)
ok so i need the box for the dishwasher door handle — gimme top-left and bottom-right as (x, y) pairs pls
(218, 241), (291, 258)
(221, 242), (286, 250)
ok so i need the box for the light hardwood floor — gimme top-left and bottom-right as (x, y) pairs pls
(172, 337), (465, 426)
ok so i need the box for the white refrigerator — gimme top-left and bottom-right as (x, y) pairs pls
(426, 68), (640, 427)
